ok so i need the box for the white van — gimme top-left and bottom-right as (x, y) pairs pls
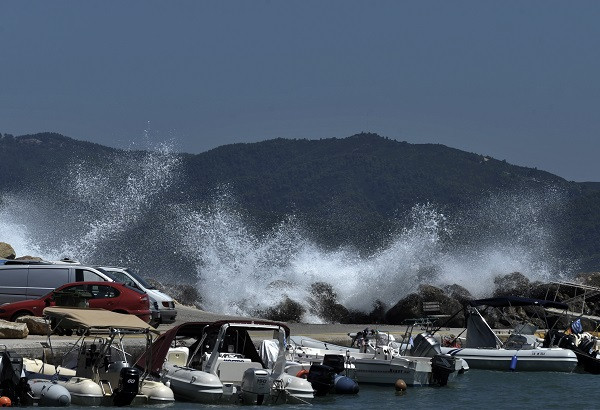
(95, 266), (177, 327)
(0, 260), (116, 305)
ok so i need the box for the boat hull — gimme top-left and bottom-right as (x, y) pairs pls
(28, 379), (71, 407)
(161, 363), (224, 403)
(270, 374), (314, 404)
(57, 377), (105, 406)
(350, 356), (432, 386)
(442, 347), (578, 372)
(138, 379), (176, 404)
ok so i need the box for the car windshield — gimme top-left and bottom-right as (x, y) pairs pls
(94, 268), (119, 281)
(123, 268), (156, 289)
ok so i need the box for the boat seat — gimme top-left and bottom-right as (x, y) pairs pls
(216, 360), (262, 383)
(166, 347), (189, 367)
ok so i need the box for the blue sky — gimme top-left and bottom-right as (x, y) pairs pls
(1, 1), (599, 181)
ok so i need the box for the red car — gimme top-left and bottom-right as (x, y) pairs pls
(0, 281), (151, 323)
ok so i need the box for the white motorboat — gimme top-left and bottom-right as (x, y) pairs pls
(439, 296), (578, 372)
(0, 347), (71, 407)
(32, 307), (176, 406)
(286, 331), (459, 387)
(136, 320), (315, 404)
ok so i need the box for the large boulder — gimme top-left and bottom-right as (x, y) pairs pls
(307, 282), (350, 323)
(0, 320), (29, 338)
(384, 284), (464, 327)
(15, 255), (43, 261)
(262, 297), (305, 323)
(16, 316), (50, 335)
(575, 272), (600, 288)
(384, 293), (422, 325)
(147, 279), (202, 308)
(443, 284), (472, 304)
(346, 300), (387, 324)
(493, 272), (531, 297)
(0, 242), (16, 259)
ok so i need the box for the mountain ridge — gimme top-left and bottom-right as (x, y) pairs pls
(1, 131), (599, 274)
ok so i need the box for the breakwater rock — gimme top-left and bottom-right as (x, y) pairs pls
(0, 241), (16, 259)
(2, 241), (600, 328)
(253, 272), (600, 328)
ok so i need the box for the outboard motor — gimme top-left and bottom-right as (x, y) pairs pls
(322, 355), (345, 374)
(431, 354), (456, 386)
(579, 338), (596, 355)
(112, 366), (139, 406)
(306, 364), (335, 396)
(0, 350), (33, 406)
(241, 368), (270, 405)
(544, 330), (576, 350)
(322, 355), (359, 394)
(411, 333), (442, 357)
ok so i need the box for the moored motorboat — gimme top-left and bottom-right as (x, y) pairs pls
(136, 320), (314, 404)
(286, 332), (457, 387)
(30, 307), (175, 406)
(544, 326), (600, 374)
(0, 348), (34, 406)
(440, 297), (578, 372)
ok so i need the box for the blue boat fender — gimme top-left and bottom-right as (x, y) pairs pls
(333, 374), (359, 394)
(510, 354), (518, 371)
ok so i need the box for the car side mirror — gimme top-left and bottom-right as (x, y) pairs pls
(45, 297), (52, 306)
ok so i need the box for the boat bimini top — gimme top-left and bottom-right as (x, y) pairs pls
(43, 306), (158, 333)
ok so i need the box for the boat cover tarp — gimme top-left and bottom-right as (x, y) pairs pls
(259, 339), (280, 369)
(43, 306), (154, 331)
(468, 296), (568, 310)
(289, 335), (359, 352)
(465, 311), (498, 348)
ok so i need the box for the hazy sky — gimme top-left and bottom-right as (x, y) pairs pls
(1, 1), (599, 181)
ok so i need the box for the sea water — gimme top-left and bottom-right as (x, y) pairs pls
(42, 370), (597, 409)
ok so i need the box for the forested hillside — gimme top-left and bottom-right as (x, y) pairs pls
(1, 131), (599, 273)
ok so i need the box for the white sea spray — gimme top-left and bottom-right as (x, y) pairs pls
(0, 145), (576, 323)
(175, 186), (573, 321)
(0, 142), (179, 262)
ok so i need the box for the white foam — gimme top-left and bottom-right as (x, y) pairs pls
(175, 187), (574, 321)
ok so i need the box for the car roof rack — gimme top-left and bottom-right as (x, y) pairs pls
(2, 259), (49, 265)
